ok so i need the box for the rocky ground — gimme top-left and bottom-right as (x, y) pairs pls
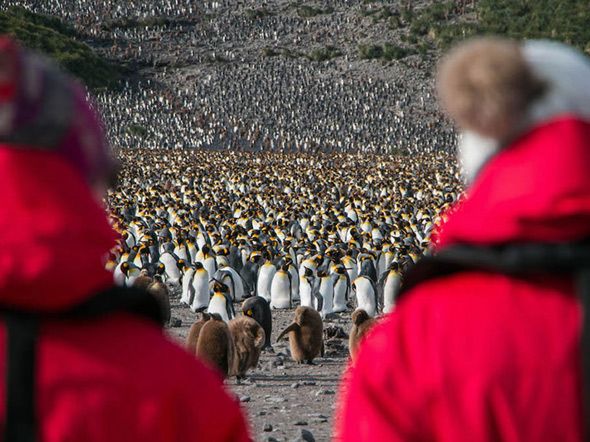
(167, 296), (353, 442)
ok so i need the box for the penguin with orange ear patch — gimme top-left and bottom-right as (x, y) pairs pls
(242, 296), (272, 350)
(277, 306), (324, 364)
(196, 313), (234, 378)
(349, 309), (377, 361)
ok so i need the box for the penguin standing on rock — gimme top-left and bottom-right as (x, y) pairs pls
(270, 264), (292, 309)
(242, 296), (273, 350)
(349, 309), (377, 361)
(277, 306), (324, 364)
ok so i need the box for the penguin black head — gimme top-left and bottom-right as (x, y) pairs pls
(304, 267), (314, 277)
(195, 262), (204, 270)
(177, 259), (186, 270)
(213, 280), (229, 294)
(156, 263), (165, 275)
(121, 261), (130, 275)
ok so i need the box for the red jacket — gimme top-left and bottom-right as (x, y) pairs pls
(0, 148), (251, 441)
(335, 116), (588, 441)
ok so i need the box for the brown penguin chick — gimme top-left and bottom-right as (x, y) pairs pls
(228, 316), (265, 381)
(185, 312), (212, 355)
(349, 309), (377, 361)
(196, 314), (234, 378)
(277, 306), (324, 365)
(147, 275), (171, 325)
(132, 269), (153, 292)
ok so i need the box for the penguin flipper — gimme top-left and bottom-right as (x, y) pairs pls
(277, 322), (299, 342)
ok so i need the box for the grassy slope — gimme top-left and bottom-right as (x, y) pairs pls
(0, 6), (123, 90)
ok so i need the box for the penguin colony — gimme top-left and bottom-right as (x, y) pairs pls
(107, 149), (460, 369)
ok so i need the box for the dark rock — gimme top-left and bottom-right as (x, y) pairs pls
(291, 382), (300, 389)
(294, 420), (308, 426)
(324, 325), (348, 339)
(240, 395), (251, 403)
(315, 389), (335, 396)
(292, 428), (315, 442)
(263, 423), (273, 432)
(169, 317), (182, 327)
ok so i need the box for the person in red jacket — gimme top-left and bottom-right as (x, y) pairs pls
(335, 38), (590, 441)
(0, 37), (250, 441)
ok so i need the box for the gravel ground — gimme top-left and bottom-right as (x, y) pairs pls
(167, 297), (353, 442)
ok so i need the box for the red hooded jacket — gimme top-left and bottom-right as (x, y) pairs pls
(0, 147), (251, 441)
(335, 116), (588, 441)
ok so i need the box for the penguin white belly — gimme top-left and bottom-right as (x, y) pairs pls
(161, 254), (181, 285)
(299, 278), (313, 308)
(289, 268), (300, 300)
(175, 247), (189, 262)
(203, 257), (217, 278)
(319, 279), (334, 319)
(207, 296), (229, 322)
(355, 278), (377, 317)
(180, 268), (195, 306)
(257, 267), (276, 302)
(270, 273), (291, 309)
(332, 277), (348, 313)
(113, 265), (126, 287)
(383, 274), (400, 314)
(188, 245), (197, 263)
(190, 271), (210, 312)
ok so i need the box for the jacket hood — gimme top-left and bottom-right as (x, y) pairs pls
(0, 147), (116, 311)
(436, 116), (590, 248)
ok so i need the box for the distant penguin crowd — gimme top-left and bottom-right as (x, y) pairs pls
(106, 148), (461, 371)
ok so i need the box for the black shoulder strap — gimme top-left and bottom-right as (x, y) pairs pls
(398, 243), (590, 440)
(3, 286), (163, 442)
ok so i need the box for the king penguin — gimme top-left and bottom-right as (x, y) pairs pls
(277, 306), (324, 364)
(299, 267), (323, 312)
(190, 262), (210, 312)
(270, 264), (292, 309)
(332, 266), (350, 313)
(352, 275), (378, 317)
(317, 270), (334, 319)
(242, 296), (273, 350)
(380, 262), (401, 314)
(180, 262), (196, 307)
(256, 257), (276, 303)
(349, 309), (377, 361)
(207, 281), (235, 322)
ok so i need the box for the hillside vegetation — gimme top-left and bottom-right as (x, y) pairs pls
(0, 6), (124, 90)
(405, 0), (590, 52)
